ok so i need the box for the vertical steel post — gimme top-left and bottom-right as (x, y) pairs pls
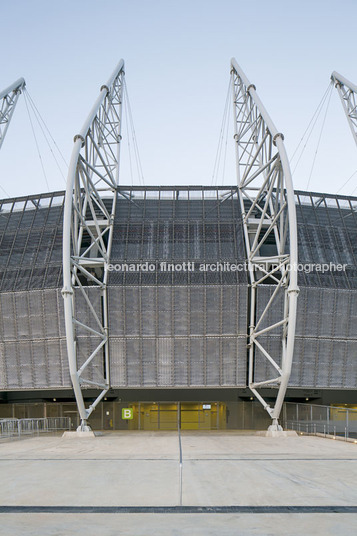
(62, 60), (125, 431)
(231, 59), (299, 430)
(0, 78), (26, 151)
(331, 72), (357, 148)
(346, 410), (349, 439)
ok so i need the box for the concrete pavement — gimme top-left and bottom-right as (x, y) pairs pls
(0, 431), (356, 534)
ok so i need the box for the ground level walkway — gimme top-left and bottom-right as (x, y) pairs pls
(0, 430), (356, 535)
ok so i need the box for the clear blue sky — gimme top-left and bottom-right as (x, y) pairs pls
(1, 0), (356, 198)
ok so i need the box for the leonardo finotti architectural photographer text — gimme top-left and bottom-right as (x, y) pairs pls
(108, 261), (347, 274)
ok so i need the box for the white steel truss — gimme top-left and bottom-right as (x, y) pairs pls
(231, 59), (299, 430)
(62, 60), (124, 431)
(0, 78), (25, 151)
(331, 71), (357, 148)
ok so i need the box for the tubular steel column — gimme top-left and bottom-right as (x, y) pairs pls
(231, 58), (299, 430)
(0, 78), (26, 151)
(62, 60), (124, 431)
(331, 71), (357, 148)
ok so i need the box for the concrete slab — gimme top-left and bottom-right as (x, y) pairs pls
(0, 431), (356, 534)
(62, 431), (96, 438)
(1, 513), (357, 536)
(255, 430), (298, 437)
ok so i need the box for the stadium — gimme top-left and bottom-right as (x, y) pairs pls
(0, 60), (356, 433)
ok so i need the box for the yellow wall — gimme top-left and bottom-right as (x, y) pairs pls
(125, 402), (226, 430)
(330, 404), (357, 421)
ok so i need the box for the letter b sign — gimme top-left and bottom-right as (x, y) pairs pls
(122, 408), (133, 420)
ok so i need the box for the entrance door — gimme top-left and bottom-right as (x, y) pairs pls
(181, 403), (211, 430)
(121, 401), (226, 430)
(140, 403), (159, 430)
(139, 403), (178, 430)
(158, 403), (178, 430)
(180, 403), (226, 430)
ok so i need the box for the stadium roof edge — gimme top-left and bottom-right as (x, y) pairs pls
(1, 186), (357, 206)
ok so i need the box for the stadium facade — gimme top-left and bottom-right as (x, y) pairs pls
(0, 186), (356, 429)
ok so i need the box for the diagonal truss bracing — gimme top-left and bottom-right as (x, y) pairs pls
(231, 59), (299, 430)
(62, 60), (124, 430)
(331, 71), (357, 148)
(0, 78), (26, 151)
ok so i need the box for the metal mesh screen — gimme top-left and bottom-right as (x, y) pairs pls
(1, 187), (356, 391)
(254, 285), (357, 388)
(0, 192), (64, 292)
(0, 289), (70, 389)
(295, 190), (357, 288)
(290, 287), (357, 388)
(108, 285), (247, 387)
(106, 187), (248, 388)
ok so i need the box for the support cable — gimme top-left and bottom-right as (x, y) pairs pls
(337, 169), (357, 194)
(306, 84), (333, 190)
(291, 82), (333, 174)
(0, 184), (11, 197)
(24, 89), (68, 181)
(23, 90), (50, 192)
(211, 79), (231, 186)
(220, 83), (232, 185)
(123, 80), (145, 186)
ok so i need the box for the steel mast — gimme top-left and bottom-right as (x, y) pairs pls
(231, 59), (299, 430)
(0, 78), (26, 151)
(62, 60), (125, 431)
(331, 71), (357, 148)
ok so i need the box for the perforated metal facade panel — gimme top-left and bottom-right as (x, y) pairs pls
(107, 285), (248, 387)
(291, 287), (357, 388)
(0, 289), (70, 389)
(295, 191), (357, 288)
(291, 192), (357, 388)
(107, 187), (248, 388)
(0, 187), (356, 391)
(0, 192), (64, 292)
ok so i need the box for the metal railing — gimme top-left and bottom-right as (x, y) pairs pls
(283, 402), (357, 441)
(0, 417), (71, 440)
(178, 415), (183, 506)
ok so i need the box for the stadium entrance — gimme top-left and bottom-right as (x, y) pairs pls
(123, 402), (227, 431)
